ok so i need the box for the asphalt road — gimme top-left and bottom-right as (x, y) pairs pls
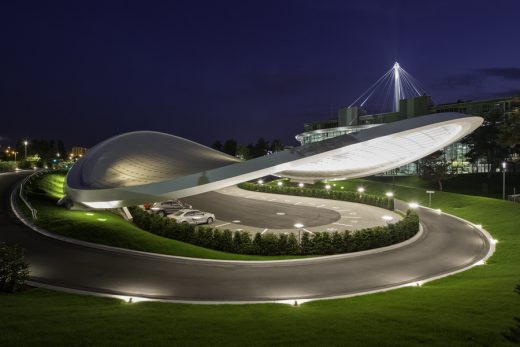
(183, 191), (341, 228)
(0, 172), (491, 302)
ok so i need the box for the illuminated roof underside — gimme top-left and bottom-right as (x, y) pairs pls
(65, 113), (482, 209)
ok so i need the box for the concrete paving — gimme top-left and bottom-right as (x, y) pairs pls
(183, 186), (401, 235)
(0, 172), (492, 302)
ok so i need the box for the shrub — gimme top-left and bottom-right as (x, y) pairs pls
(238, 182), (394, 210)
(0, 243), (30, 293)
(127, 206), (418, 257)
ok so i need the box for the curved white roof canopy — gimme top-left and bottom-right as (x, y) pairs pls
(65, 112), (482, 208)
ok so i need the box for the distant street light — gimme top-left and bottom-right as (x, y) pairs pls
(385, 192), (394, 198)
(257, 179), (264, 185)
(502, 162), (506, 200)
(298, 182), (304, 188)
(23, 140), (28, 158)
(409, 202), (419, 209)
(277, 181), (283, 187)
(357, 187), (365, 193)
(325, 184), (331, 190)
(294, 223), (304, 244)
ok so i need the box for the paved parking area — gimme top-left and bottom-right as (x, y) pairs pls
(182, 186), (401, 235)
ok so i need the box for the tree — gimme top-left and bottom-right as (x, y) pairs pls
(270, 139), (284, 152)
(236, 145), (251, 160)
(0, 243), (29, 293)
(252, 138), (269, 158)
(211, 140), (223, 152)
(498, 113), (520, 153)
(223, 138), (238, 156)
(419, 150), (450, 191)
(462, 107), (507, 173)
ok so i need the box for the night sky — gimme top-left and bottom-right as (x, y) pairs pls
(1, 0), (519, 149)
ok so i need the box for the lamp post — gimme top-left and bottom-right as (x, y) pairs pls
(502, 162), (506, 200)
(426, 190), (435, 207)
(294, 223), (304, 244)
(23, 140), (28, 158)
(385, 191), (394, 209)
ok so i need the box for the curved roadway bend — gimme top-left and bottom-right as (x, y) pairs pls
(0, 172), (490, 302)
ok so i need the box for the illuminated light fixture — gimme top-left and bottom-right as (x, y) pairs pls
(97, 218), (107, 222)
(340, 186), (344, 189)
(294, 223), (304, 228)
(408, 202), (419, 209)
(357, 187), (365, 193)
(381, 215), (393, 222)
(385, 192), (394, 197)
(298, 182), (304, 188)
(502, 162), (506, 169)
(435, 208), (442, 214)
(325, 184), (331, 190)
(257, 179), (264, 185)
(277, 181), (283, 187)
(85, 212), (94, 216)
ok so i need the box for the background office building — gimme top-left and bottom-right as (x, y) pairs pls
(297, 93), (520, 175)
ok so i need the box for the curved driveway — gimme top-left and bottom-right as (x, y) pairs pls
(0, 172), (491, 302)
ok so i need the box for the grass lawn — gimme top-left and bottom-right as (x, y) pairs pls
(25, 173), (304, 261)
(2, 173), (518, 346)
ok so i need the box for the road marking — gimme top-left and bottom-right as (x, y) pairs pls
(261, 228), (269, 234)
(276, 212), (286, 216)
(333, 222), (353, 227)
(294, 202), (303, 205)
(232, 220), (241, 223)
(215, 223), (231, 228)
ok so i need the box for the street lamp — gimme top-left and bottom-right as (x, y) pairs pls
(23, 140), (28, 158)
(257, 179), (264, 185)
(502, 161), (506, 200)
(426, 190), (435, 207)
(385, 192), (394, 198)
(324, 184), (331, 190)
(277, 181), (283, 187)
(357, 187), (365, 193)
(298, 182), (304, 188)
(409, 202), (419, 209)
(294, 223), (304, 244)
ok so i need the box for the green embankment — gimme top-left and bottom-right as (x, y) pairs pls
(25, 173), (303, 260)
(2, 172), (519, 346)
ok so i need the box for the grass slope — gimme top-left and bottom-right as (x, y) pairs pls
(27, 173), (303, 260)
(2, 174), (518, 346)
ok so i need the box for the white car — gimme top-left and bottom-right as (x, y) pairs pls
(168, 209), (215, 225)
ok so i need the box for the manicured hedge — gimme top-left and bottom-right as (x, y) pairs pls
(129, 207), (418, 256)
(238, 182), (394, 210)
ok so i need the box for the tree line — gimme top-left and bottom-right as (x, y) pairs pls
(211, 138), (285, 159)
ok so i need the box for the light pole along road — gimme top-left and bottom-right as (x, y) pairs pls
(0, 172), (492, 303)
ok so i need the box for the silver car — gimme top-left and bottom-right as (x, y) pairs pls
(168, 209), (215, 225)
(149, 200), (192, 217)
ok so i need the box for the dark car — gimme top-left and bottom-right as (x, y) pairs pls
(149, 200), (192, 216)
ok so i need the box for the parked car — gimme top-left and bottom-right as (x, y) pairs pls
(149, 200), (192, 216)
(168, 209), (215, 225)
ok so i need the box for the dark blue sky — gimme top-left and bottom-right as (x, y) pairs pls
(1, 0), (519, 148)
